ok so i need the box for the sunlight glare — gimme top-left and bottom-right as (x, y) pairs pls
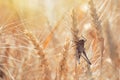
(44, 0), (55, 26)
(84, 23), (91, 30)
(80, 4), (88, 12)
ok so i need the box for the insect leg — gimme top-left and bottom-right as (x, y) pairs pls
(75, 50), (81, 64)
(78, 52), (82, 64)
(83, 51), (91, 65)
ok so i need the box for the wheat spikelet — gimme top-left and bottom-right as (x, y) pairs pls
(23, 30), (51, 80)
(89, 0), (104, 79)
(58, 38), (70, 80)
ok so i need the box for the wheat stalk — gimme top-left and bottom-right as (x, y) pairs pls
(58, 38), (70, 80)
(89, 0), (104, 79)
(71, 8), (80, 80)
(104, 20), (119, 80)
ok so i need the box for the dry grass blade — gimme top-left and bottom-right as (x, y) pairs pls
(42, 15), (64, 49)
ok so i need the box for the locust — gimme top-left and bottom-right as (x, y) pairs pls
(74, 37), (91, 65)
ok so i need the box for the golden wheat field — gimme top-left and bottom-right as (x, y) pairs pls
(0, 0), (119, 80)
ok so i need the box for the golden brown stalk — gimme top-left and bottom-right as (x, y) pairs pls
(43, 15), (64, 49)
(58, 38), (70, 80)
(89, 0), (104, 79)
(104, 20), (119, 80)
(71, 9), (79, 80)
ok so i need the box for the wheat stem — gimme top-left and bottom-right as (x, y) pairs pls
(89, 0), (104, 79)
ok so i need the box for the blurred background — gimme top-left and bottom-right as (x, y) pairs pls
(0, 0), (119, 80)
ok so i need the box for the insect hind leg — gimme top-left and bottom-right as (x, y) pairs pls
(83, 51), (91, 65)
(75, 51), (81, 64)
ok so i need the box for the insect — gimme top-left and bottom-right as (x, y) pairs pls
(74, 37), (91, 65)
